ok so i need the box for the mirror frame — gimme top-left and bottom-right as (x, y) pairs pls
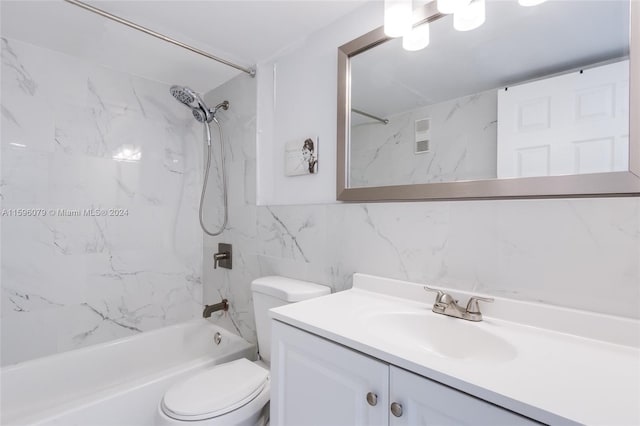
(337, 2), (640, 201)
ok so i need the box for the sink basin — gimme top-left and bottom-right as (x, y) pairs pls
(363, 311), (517, 362)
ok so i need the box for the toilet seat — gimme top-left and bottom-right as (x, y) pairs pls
(161, 359), (270, 422)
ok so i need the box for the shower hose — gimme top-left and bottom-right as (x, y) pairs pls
(199, 118), (228, 236)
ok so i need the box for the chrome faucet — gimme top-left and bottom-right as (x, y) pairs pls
(424, 287), (494, 322)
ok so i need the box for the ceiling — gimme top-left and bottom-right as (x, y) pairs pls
(1, 0), (369, 93)
(351, 0), (630, 122)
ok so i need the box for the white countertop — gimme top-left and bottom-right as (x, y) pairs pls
(269, 274), (640, 426)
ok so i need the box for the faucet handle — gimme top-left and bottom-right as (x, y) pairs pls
(213, 243), (232, 270)
(424, 286), (445, 303)
(466, 296), (494, 314)
(213, 252), (228, 269)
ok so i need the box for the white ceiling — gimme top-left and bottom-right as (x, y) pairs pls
(1, 0), (369, 93)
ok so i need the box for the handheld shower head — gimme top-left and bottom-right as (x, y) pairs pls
(169, 85), (232, 237)
(191, 108), (208, 123)
(170, 85), (213, 123)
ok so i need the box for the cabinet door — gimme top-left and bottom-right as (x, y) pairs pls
(389, 366), (540, 426)
(271, 321), (389, 426)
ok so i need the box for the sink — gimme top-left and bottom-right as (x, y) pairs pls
(363, 311), (517, 362)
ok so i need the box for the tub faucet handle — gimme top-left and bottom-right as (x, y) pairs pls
(213, 243), (232, 269)
(213, 252), (228, 269)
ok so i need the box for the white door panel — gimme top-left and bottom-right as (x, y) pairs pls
(498, 60), (629, 178)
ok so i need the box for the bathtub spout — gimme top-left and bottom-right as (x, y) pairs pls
(203, 299), (229, 318)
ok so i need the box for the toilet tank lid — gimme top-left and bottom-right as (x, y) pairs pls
(251, 276), (330, 302)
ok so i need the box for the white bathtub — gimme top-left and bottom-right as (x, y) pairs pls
(1, 319), (256, 426)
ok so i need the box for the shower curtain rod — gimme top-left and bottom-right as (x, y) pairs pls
(64, 0), (256, 77)
(352, 108), (389, 125)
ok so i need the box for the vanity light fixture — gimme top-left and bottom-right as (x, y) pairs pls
(453, 0), (486, 31)
(403, 22), (430, 51)
(518, 0), (547, 6)
(384, 0), (413, 37)
(437, 0), (470, 14)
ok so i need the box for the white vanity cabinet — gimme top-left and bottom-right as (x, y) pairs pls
(388, 366), (539, 425)
(271, 321), (539, 426)
(271, 319), (389, 426)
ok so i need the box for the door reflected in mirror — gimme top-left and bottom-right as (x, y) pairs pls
(348, 1), (630, 189)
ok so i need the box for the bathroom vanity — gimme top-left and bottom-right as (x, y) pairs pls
(269, 274), (640, 425)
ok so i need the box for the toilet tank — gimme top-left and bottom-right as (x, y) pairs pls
(251, 276), (330, 364)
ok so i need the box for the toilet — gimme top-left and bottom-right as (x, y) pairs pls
(156, 276), (330, 426)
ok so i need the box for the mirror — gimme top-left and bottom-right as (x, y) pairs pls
(337, 0), (640, 201)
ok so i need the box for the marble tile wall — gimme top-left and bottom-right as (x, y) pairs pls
(202, 74), (640, 348)
(202, 74), (260, 341)
(350, 90), (497, 187)
(1, 38), (203, 365)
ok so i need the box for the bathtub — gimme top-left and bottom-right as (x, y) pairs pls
(0, 319), (256, 426)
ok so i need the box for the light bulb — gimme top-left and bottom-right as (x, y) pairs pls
(402, 23), (430, 51)
(453, 0), (485, 32)
(384, 0), (413, 38)
(518, 0), (547, 6)
(437, 0), (469, 14)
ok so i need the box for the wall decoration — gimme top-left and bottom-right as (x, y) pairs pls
(285, 137), (318, 176)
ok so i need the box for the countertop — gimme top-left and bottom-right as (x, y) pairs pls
(269, 274), (640, 425)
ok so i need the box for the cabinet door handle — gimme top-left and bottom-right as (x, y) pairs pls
(390, 402), (403, 417)
(366, 392), (378, 406)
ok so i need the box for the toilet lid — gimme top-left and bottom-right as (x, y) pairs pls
(162, 359), (270, 421)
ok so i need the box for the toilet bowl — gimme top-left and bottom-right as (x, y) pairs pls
(157, 276), (330, 425)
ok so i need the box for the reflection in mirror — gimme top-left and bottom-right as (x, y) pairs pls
(348, 1), (630, 189)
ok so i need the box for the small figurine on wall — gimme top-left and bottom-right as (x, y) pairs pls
(285, 137), (318, 176)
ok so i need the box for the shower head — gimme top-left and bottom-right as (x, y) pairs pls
(170, 85), (196, 107)
(170, 85), (205, 109)
(191, 108), (209, 123)
(170, 85), (213, 123)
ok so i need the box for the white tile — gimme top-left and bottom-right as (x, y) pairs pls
(0, 148), (50, 207)
(1, 38), (203, 365)
(0, 309), (59, 365)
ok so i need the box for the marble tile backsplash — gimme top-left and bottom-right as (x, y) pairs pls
(1, 38), (203, 365)
(203, 76), (639, 347)
(350, 90), (497, 187)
